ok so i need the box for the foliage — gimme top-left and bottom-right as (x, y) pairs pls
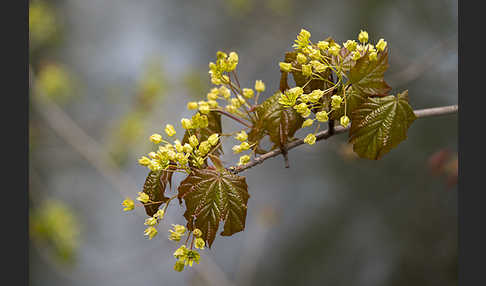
(122, 28), (419, 272)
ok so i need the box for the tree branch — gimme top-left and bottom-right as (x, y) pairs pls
(231, 104), (458, 174)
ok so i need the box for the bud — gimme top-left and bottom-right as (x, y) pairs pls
(150, 133), (163, 144)
(297, 53), (307, 64)
(242, 88), (254, 99)
(302, 119), (314, 128)
(183, 143), (193, 154)
(193, 228), (203, 237)
(317, 40), (329, 50)
(181, 118), (193, 130)
(121, 198), (135, 211)
(358, 30), (368, 43)
(344, 40), (357, 52)
(189, 135), (199, 148)
(187, 101), (198, 110)
(255, 80), (265, 92)
(368, 51), (378, 61)
(219, 86), (231, 99)
(340, 115), (350, 127)
(208, 133), (219, 146)
(138, 156), (151, 166)
(328, 45), (340, 56)
(240, 142), (250, 151)
(144, 217), (158, 226)
(136, 192), (150, 203)
(165, 124), (176, 137)
(194, 237), (206, 249)
(279, 62), (292, 72)
(144, 226), (158, 240)
(304, 133), (317, 145)
(376, 38), (387, 52)
(174, 260), (185, 272)
(302, 64), (312, 77)
(351, 51), (362, 61)
(316, 111), (329, 122)
(235, 130), (248, 142)
(238, 155), (251, 166)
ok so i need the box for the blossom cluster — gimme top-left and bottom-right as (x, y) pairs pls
(278, 29), (387, 145)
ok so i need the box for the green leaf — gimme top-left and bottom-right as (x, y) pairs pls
(349, 48), (391, 96)
(182, 111), (223, 160)
(349, 91), (417, 160)
(251, 92), (303, 149)
(142, 169), (173, 216)
(178, 168), (250, 247)
(330, 86), (368, 120)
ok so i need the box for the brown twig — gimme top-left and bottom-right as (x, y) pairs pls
(231, 105), (458, 174)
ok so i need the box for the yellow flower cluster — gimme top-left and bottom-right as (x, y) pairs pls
(277, 29), (389, 144)
(170, 227), (206, 272)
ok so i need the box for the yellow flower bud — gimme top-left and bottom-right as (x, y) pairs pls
(351, 51), (362, 61)
(368, 51), (378, 61)
(208, 133), (219, 146)
(172, 224), (186, 234)
(183, 143), (193, 154)
(304, 133), (316, 145)
(181, 118), (193, 129)
(316, 111), (329, 122)
(240, 142), (250, 151)
(340, 115), (350, 127)
(194, 237), (206, 249)
(136, 192), (150, 203)
(154, 209), (165, 219)
(174, 260), (185, 272)
(150, 133), (163, 144)
(242, 88), (254, 98)
(238, 155), (251, 166)
(232, 144), (242, 154)
(226, 104), (237, 113)
(208, 100), (219, 109)
(144, 217), (158, 226)
(331, 95), (343, 109)
(255, 80), (265, 92)
(165, 124), (176, 137)
(189, 135), (199, 148)
(344, 40), (357, 52)
(199, 104), (210, 114)
(317, 40), (329, 50)
(187, 101), (198, 110)
(193, 228), (203, 237)
(358, 30), (369, 43)
(144, 226), (158, 240)
(309, 89), (324, 103)
(302, 119), (314, 128)
(279, 62), (292, 72)
(376, 38), (387, 52)
(301, 108), (311, 118)
(219, 86), (231, 99)
(328, 45), (340, 56)
(121, 198), (135, 211)
(235, 130), (248, 142)
(138, 156), (151, 166)
(302, 64), (312, 77)
(297, 53), (307, 64)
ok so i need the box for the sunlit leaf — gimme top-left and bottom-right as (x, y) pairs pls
(349, 90), (416, 160)
(178, 168), (249, 247)
(349, 48), (391, 96)
(142, 169), (173, 216)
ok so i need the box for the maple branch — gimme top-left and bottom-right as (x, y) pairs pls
(231, 104), (458, 174)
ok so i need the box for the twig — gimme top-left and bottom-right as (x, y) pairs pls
(232, 105), (458, 174)
(214, 109), (252, 128)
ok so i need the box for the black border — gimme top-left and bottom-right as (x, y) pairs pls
(3, 0), (29, 284)
(459, 1), (484, 285)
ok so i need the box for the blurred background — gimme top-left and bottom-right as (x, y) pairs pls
(29, 0), (457, 285)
